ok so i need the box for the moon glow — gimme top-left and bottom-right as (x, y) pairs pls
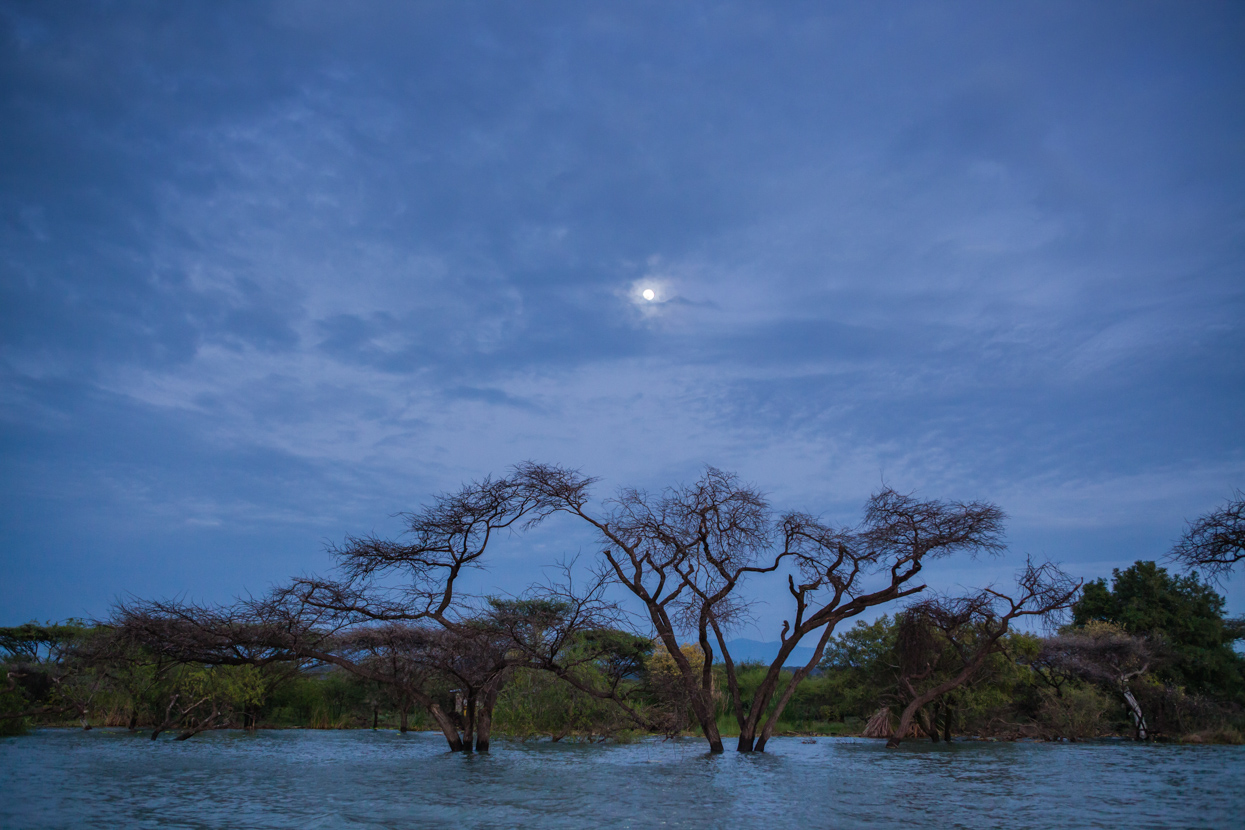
(642, 289), (655, 301)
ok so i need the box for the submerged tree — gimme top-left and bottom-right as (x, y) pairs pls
(255, 475), (545, 751)
(112, 598), (314, 739)
(884, 560), (1080, 748)
(512, 463), (1008, 752)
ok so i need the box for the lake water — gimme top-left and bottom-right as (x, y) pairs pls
(2, 729), (1241, 829)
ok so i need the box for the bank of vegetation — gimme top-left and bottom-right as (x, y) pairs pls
(3, 470), (1242, 750)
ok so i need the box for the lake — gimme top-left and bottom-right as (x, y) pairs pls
(2, 729), (1241, 829)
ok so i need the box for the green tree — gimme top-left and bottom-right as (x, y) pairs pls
(1072, 561), (1244, 701)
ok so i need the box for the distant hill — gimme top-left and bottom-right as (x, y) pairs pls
(722, 638), (818, 668)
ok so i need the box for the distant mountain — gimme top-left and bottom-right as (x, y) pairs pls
(722, 638), (818, 668)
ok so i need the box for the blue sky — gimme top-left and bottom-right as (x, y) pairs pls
(2, 0), (1243, 632)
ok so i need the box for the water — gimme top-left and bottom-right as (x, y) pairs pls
(1, 729), (1241, 829)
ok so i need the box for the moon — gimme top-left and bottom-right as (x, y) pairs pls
(642, 289), (655, 301)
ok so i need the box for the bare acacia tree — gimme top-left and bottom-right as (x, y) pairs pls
(1168, 490), (1245, 583)
(512, 462), (1007, 753)
(1036, 622), (1159, 740)
(885, 560), (1080, 748)
(252, 475), (610, 752)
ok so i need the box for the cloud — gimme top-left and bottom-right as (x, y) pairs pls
(1, 0), (1243, 621)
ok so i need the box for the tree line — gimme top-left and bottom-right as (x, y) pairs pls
(3, 468), (1242, 750)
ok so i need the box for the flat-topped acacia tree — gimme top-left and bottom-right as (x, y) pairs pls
(511, 462), (1008, 753)
(118, 476), (563, 751)
(113, 464), (1009, 753)
(261, 475), (640, 751)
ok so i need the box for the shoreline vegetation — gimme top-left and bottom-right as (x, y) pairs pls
(5, 620), (1242, 746)
(4, 471), (1242, 750)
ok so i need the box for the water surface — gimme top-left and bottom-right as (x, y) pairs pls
(1, 729), (1240, 829)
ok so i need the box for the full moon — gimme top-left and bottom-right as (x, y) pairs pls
(642, 289), (655, 301)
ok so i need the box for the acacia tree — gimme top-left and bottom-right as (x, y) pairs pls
(259, 475), (641, 751)
(1036, 622), (1158, 739)
(485, 574), (655, 736)
(0, 622), (105, 730)
(1169, 491), (1245, 583)
(112, 598), (315, 739)
(884, 560), (1080, 748)
(249, 475), (543, 751)
(511, 462), (1007, 753)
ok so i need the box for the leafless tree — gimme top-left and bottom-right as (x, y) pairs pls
(113, 475), (642, 751)
(231, 475), (550, 751)
(1036, 623), (1159, 739)
(1168, 490), (1245, 583)
(884, 560), (1080, 748)
(512, 462), (1008, 753)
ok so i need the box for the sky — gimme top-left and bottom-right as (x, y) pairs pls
(2, 0), (1243, 635)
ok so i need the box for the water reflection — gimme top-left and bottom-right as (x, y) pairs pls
(1, 729), (1241, 829)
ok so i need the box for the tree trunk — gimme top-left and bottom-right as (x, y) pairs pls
(174, 705), (219, 741)
(128, 712), (139, 732)
(922, 707), (939, 743)
(736, 669), (783, 752)
(372, 706), (378, 730)
(743, 624), (838, 753)
(399, 706), (409, 733)
(475, 683), (502, 753)
(475, 709), (492, 753)
(1121, 686), (1148, 740)
(889, 665), (983, 748)
(943, 699), (953, 742)
(689, 692), (724, 753)
(462, 695), (476, 752)
(426, 703), (466, 752)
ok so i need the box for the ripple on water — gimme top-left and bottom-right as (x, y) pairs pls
(1, 730), (1242, 829)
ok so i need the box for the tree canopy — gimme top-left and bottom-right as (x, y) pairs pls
(1071, 561), (1243, 701)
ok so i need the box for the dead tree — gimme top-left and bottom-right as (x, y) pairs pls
(1168, 490), (1245, 584)
(885, 560), (1080, 748)
(513, 463), (1007, 753)
(1036, 622), (1159, 739)
(257, 475), (550, 751)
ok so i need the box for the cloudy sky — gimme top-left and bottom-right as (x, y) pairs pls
(2, 1), (1242, 631)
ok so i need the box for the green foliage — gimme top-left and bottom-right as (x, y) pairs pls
(815, 617), (899, 722)
(0, 666), (29, 735)
(493, 668), (636, 740)
(0, 621), (91, 663)
(1072, 561), (1244, 700)
(1037, 682), (1113, 740)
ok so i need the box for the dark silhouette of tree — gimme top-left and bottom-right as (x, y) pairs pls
(512, 462), (1007, 753)
(1169, 491), (1245, 583)
(885, 560), (1080, 748)
(253, 475), (547, 751)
